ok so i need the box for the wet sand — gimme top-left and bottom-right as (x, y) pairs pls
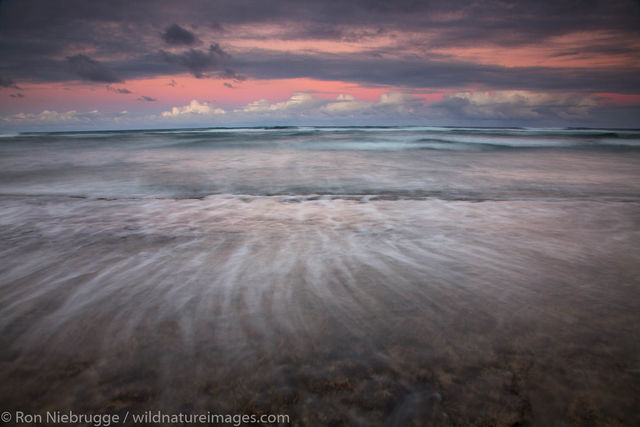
(1, 195), (639, 425)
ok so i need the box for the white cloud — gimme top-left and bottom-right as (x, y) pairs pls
(237, 92), (320, 113)
(379, 92), (414, 105)
(38, 110), (79, 121)
(0, 108), (155, 131)
(322, 93), (371, 113)
(236, 91), (422, 117)
(241, 98), (271, 113)
(377, 91), (420, 113)
(269, 92), (317, 111)
(161, 100), (225, 117)
(5, 109), (80, 123)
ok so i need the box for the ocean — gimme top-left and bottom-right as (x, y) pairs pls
(1, 126), (639, 425)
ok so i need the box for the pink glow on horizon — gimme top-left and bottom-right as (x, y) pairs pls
(4, 75), (638, 119)
(3, 76), (429, 114)
(138, 76), (396, 104)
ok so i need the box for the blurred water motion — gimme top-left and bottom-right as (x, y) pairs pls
(1, 127), (639, 425)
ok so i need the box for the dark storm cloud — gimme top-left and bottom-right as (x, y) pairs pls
(160, 43), (230, 78)
(1, 1), (638, 42)
(219, 68), (246, 81)
(285, 23), (387, 43)
(276, 0), (640, 46)
(0, 76), (20, 89)
(0, 0), (638, 92)
(67, 54), (121, 83)
(161, 24), (197, 45)
(137, 95), (157, 101)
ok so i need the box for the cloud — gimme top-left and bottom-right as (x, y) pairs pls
(219, 68), (246, 81)
(168, 79), (177, 87)
(223, 89), (605, 125)
(6, 109), (81, 123)
(377, 92), (422, 113)
(161, 24), (197, 45)
(160, 43), (230, 78)
(0, 1), (637, 79)
(238, 92), (321, 113)
(37, 110), (79, 122)
(237, 91), (422, 117)
(0, 76), (20, 89)
(321, 94), (371, 113)
(234, 51), (640, 93)
(240, 99), (270, 113)
(445, 91), (597, 108)
(0, 0), (638, 127)
(223, 82), (234, 88)
(261, 92), (318, 111)
(0, 108), (139, 130)
(323, 91), (423, 114)
(2, 0), (638, 39)
(0, 1), (637, 98)
(161, 99), (225, 117)
(432, 90), (599, 120)
(137, 95), (157, 102)
(2, 89), (636, 130)
(106, 85), (132, 94)
(9, 93), (25, 98)
(67, 54), (121, 83)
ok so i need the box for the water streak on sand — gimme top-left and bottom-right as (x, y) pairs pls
(1, 127), (639, 424)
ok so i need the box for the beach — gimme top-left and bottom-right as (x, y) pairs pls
(1, 127), (639, 425)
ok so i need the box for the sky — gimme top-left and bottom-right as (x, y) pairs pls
(1, 0), (639, 130)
